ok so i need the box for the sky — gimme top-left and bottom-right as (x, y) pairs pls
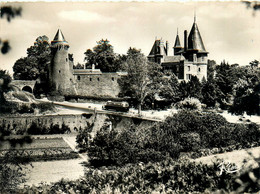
(1, 1), (260, 75)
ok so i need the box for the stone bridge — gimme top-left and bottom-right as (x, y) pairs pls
(11, 80), (37, 93)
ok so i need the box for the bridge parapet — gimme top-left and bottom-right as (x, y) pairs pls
(11, 80), (37, 93)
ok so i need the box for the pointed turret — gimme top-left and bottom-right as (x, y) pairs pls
(173, 29), (183, 55)
(187, 20), (207, 53)
(48, 29), (77, 96)
(148, 39), (167, 64)
(174, 29), (182, 48)
(51, 29), (69, 47)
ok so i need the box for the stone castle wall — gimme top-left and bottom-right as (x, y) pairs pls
(74, 71), (125, 98)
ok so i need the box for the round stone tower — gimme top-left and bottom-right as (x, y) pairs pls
(48, 29), (77, 96)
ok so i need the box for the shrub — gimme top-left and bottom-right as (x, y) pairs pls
(175, 97), (203, 110)
(27, 122), (70, 135)
(18, 158), (238, 193)
(81, 123), (177, 167)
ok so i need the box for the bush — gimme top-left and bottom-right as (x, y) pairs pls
(18, 158), (238, 193)
(80, 123), (177, 167)
(175, 97), (203, 110)
(27, 122), (70, 135)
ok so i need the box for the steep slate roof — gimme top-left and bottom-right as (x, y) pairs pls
(174, 34), (182, 48)
(51, 29), (69, 46)
(163, 55), (185, 63)
(148, 39), (167, 57)
(188, 22), (207, 52)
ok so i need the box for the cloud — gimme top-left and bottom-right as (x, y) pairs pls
(57, 10), (116, 23)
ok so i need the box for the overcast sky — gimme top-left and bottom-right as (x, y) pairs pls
(1, 1), (260, 74)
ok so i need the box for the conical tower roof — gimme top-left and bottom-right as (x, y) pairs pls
(188, 22), (207, 52)
(148, 39), (166, 57)
(51, 29), (69, 46)
(174, 34), (181, 48)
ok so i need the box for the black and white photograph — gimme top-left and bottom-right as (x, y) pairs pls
(0, 1), (260, 193)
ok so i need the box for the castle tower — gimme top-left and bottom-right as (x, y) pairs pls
(184, 16), (208, 81)
(147, 38), (167, 64)
(48, 29), (77, 96)
(173, 29), (183, 55)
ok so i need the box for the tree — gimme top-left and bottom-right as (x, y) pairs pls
(73, 62), (84, 69)
(118, 48), (162, 114)
(201, 77), (220, 107)
(229, 66), (260, 115)
(179, 75), (203, 100)
(0, 70), (12, 107)
(249, 60), (259, 68)
(13, 35), (51, 81)
(159, 72), (181, 103)
(84, 39), (121, 72)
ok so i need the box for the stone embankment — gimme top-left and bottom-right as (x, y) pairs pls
(0, 114), (94, 134)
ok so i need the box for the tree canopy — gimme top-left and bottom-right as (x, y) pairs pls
(13, 35), (51, 81)
(84, 39), (122, 72)
(118, 47), (163, 114)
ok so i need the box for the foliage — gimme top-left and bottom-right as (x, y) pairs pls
(73, 62), (85, 69)
(77, 121), (176, 167)
(118, 47), (164, 114)
(27, 122), (71, 135)
(229, 66), (260, 115)
(175, 97), (203, 110)
(13, 35), (51, 95)
(158, 73), (181, 104)
(179, 75), (203, 100)
(0, 70), (12, 108)
(0, 151), (28, 193)
(201, 77), (220, 107)
(77, 110), (260, 167)
(19, 158), (238, 193)
(84, 39), (122, 72)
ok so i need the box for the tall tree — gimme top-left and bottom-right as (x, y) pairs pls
(179, 76), (203, 101)
(201, 77), (220, 107)
(118, 48), (163, 114)
(84, 39), (121, 72)
(229, 66), (260, 115)
(159, 73), (181, 104)
(13, 35), (51, 81)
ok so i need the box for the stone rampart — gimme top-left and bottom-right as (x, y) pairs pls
(0, 114), (94, 134)
(74, 72), (126, 98)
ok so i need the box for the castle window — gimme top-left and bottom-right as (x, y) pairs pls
(59, 70), (61, 73)
(186, 74), (192, 80)
(77, 75), (80, 81)
(66, 58), (68, 62)
(90, 78), (92, 81)
(198, 68), (201, 72)
(188, 66), (190, 71)
(97, 78), (100, 81)
(112, 77), (114, 81)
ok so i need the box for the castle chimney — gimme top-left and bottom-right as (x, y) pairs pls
(166, 41), (169, 56)
(184, 30), (187, 51)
